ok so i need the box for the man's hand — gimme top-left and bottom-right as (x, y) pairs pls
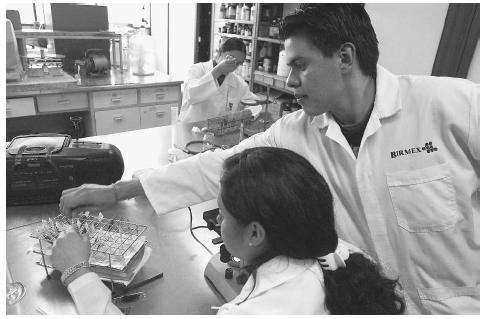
(59, 184), (117, 217)
(51, 227), (91, 274)
(213, 55), (239, 77)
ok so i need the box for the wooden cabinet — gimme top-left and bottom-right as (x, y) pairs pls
(140, 86), (180, 104)
(92, 86), (179, 135)
(94, 107), (141, 135)
(6, 74), (182, 139)
(37, 92), (89, 112)
(6, 97), (36, 118)
(140, 104), (172, 129)
(92, 89), (137, 109)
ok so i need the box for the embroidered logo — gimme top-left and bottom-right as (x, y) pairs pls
(390, 141), (438, 159)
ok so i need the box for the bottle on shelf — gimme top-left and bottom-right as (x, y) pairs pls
(243, 4), (250, 21)
(236, 3), (243, 20)
(226, 3), (231, 19)
(250, 4), (257, 22)
(228, 3), (236, 19)
(219, 3), (226, 19)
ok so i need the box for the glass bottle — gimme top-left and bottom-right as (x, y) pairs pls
(219, 3), (226, 19)
(228, 4), (236, 19)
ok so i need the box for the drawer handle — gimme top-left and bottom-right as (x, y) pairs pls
(111, 97), (122, 102)
(155, 93), (166, 99)
(155, 88), (167, 93)
(155, 111), (165, 117)
(113, 115), (124, 121)
(57, 99), (71, 105)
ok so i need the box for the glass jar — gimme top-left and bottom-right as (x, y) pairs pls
(228, 4), (236, 19)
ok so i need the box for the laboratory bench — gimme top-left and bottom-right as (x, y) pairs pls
(6, 121), (243, 315)
(6, 69), (183, 141)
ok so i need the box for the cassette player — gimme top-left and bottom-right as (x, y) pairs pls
(6, 134), (124, 206)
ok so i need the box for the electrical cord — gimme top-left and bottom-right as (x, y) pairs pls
(188, 206), (214, 255)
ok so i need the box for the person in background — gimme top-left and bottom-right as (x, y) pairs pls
(59, 4), (479, 314)
(52, 147), (405, 314)
(178, 37), (259, 122)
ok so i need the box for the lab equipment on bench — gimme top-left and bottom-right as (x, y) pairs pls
(30, 211), (151, 288)
(202, 209), (246, 302)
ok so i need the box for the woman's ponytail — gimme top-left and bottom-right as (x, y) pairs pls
(322, 253), (405, 314)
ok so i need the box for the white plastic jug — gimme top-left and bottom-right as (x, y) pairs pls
(129, 26), (155, 76)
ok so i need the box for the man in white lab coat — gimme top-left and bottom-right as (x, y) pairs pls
(57, 4), (479, 315)
(178, 37), (259, 122)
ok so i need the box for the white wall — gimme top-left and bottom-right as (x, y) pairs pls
(366, 3), (449, 76)
(151, 3), (169, 74)
(168, 3), (197, 80)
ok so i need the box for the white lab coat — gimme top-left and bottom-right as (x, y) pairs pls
(65, 241), (364, 315)
(217, 256), (326, 315)
(178, 60), (259, 122)
(140, 65), (480, 314)
(67, 258), (326, 315)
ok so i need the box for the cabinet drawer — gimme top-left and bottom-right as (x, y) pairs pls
(92, 89), (137, 109)
(140, 104), (172, 129)
(95, 107), (140, 135)
(6, 97), (36, 118)
(37, 92), (88, 112)
(140, 86), (179, 104)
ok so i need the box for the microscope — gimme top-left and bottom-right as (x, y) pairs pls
(203, 209), (249, 302)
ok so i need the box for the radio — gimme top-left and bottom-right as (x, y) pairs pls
(6, 134), (124, 206)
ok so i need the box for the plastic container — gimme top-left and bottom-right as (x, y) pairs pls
(277, 50), (290, 77)
(129, 26), (155, 76)
(250, 4), (257, 22)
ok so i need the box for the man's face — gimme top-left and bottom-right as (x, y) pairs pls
(285, 35), (345, 116)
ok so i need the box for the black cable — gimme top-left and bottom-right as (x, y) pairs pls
(188, 207), (214, 255)
(191, 225), (209, 230)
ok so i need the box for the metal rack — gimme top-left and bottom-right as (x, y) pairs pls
(206, 109), (253, 136)
(31, 212), (147, 289)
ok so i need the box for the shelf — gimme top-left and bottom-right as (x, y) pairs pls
(256, 37), (283, 44)
(216, 33), (253, 41)
(15, 29), (121, 40)
(215, 18), (255, 25)
(253, 70), (293, 95)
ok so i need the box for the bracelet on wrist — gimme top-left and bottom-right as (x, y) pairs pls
(112, 182), (121, 202)
(61, 261), (90, 286)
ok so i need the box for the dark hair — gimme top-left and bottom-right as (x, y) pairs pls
(220, 147), (405, 314)
(281, 4), (379, 79)
(219, 37), (246, 56)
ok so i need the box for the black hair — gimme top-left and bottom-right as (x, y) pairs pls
(220, 147), (405, 314)
(219, 37), (246, 56)
(281, 4), (379, 79)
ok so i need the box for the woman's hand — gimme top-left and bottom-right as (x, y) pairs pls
(51, 227), (91, 274)
(59, 184), (117, 216)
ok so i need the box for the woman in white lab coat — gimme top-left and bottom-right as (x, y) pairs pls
(215, 147), (406, 314)
(178, 37), (259, 122)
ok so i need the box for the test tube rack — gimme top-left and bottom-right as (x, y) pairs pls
(30, 212), (148, 290)
(206, 109), (252, 136)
